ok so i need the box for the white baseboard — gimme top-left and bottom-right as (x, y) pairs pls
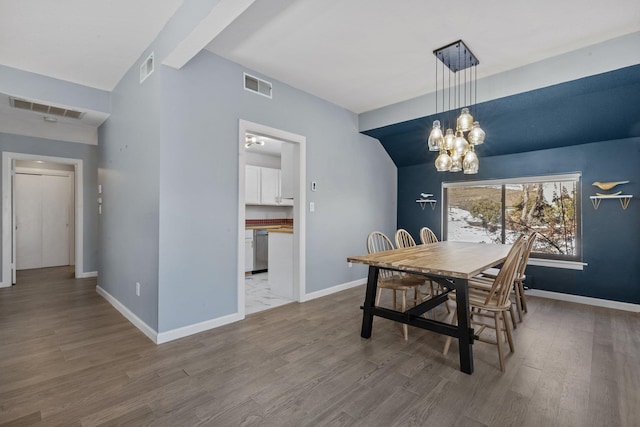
(77, 271), (98, 278)
(156, 312), (244, 344)
(300, 277), (366, 302)
(96, 286), (158, 343)
(527, 289), (640, 313)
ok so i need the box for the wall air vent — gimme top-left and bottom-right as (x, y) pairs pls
(140, 52), (154, 84)
(9, 97), (85, 119)
(244, 73), (272, 98)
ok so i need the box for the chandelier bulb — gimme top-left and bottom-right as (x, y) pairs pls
(435, 150), (452, 172)
(443, 128), (455, 151)
(456, 107), (473, 132)
(449, 151), (463, 172)
(453, 130), (469, 156)
(428, 120), (444, 151)
(468, 121), (486, 145)
(463, 145), (479, 174)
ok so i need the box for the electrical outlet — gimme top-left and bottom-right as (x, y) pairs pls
(348, 262), (352, 268)
(136, 282), (140, 296)
(309, 202), (315, 212)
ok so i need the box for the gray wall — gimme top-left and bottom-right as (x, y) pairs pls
(96, 0), (226, 331)
(0, 132), (98, 274)
(156, 51), (397, 332)
(96, 0), (396, 334)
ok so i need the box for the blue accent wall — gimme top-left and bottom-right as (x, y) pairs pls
(398, 137), (640, 304)
(365, 65), (640, 168)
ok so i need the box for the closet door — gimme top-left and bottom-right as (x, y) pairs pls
(41, 175), (70, 267)
(15, 174), (70, 270)
(15, 174), (43, 270)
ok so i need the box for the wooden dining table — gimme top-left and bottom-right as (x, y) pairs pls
(348, 241), (512, 374)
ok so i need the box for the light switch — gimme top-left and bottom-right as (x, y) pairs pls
(311, 181), (317, 191)
(309, 202), (315, 212)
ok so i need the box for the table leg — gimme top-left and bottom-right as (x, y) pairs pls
(360, 266), (379, 338)
(456, 278), (474, 374)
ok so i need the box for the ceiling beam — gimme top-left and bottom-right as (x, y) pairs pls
(163, 0), (257, 70)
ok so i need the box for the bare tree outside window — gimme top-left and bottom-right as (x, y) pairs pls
(445, 176), (580, 261)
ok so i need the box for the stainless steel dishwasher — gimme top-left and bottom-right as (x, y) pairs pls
(253, 229), (268, 272)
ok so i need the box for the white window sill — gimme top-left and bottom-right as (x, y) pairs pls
(528, 258), (586, 270)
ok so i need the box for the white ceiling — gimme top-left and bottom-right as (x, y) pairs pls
(0, 0), (638, 119)
(0, 0), (184, 91)
(206, 0), (640, 113)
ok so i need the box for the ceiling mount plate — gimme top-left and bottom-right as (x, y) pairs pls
(433, 40), (479, 73)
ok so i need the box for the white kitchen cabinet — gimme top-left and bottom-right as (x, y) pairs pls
(245, 165), (261, 204)
(245, 165), (293, 206)
(260, 167), (280, 205)
(244, 229), (254, 272)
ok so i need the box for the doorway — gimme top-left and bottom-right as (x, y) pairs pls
(1, 152), (85, 287)
(237, 120), (306, 317)
(15, 162), (75, 271)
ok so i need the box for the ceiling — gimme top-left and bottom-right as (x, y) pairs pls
(0, 0), (184, 91)
(0, 0), (638, 154)
(0, 0), (638, 113)
(205, 0), (640, 113)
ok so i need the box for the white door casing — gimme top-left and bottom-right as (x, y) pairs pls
(237, 119), (306, 317)
(1, 152), (85, 287)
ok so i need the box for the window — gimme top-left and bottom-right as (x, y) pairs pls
(443, 173), (581, 261)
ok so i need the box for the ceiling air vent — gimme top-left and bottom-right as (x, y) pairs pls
(244, 73), (272, 98)
(9, 97), (85, 119)
(140, 52), (154, 84)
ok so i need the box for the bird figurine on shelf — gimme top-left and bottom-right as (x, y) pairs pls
(592, 181), (629, 191)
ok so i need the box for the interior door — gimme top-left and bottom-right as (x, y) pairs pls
(15, 173), (70, 270)
(16, 174), (43, 270)
(41, 175), (70, 267)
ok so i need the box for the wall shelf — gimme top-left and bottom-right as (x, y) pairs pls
(589, 195), (632, 210)
(416, 193), (437, 210)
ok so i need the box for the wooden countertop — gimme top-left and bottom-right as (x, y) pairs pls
(245, 225), (290, 230)
(268, 227), (293, 234)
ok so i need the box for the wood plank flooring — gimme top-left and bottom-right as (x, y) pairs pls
(1, 266), (639, 426)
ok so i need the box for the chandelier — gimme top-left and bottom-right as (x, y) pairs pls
(428, 41), (485, 174)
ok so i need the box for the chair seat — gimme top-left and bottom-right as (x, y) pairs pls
(447, 287), (512, 312)
(481, 267), (525, 282)
(378, 276), (422, 292)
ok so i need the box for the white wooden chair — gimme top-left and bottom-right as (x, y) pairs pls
(443, 237), (527, 372)
(478, 231), (538, 324)
(419, 227), (438, 244)
(395, 228), (416, 248)
(367, 231), (423, 340)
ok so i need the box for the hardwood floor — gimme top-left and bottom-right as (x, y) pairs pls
(1, 266), (639, 426)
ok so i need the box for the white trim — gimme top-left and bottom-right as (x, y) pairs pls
(76, 271), (98, 278)
(237, 120), (306, 316)
(96, 285), (158, 343)
(527, 258), (586, 270)
(2, 152), (85, 287)
(300, 277), (366, 302)
(156, 313), (244, 344)
(442, 172), (582, 188)
(527, 289), (640, 313)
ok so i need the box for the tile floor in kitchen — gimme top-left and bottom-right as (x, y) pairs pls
(245, 272), (293, 314)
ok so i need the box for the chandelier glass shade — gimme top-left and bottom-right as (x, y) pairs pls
(428, 41), (485, 174)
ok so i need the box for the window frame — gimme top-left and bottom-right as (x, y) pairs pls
(442, 173), (583, 264)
